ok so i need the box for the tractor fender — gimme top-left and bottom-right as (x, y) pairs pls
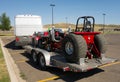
(50, 28), (61, 42)
(34, 48), (51, 66)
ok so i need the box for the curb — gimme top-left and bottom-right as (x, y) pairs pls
(0, 38), (26, 82)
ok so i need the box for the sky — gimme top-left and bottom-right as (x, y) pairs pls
(0, 0), (120, 26)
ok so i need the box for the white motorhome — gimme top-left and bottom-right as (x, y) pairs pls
(14, 15), (43, 46)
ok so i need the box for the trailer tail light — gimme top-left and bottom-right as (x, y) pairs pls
(15, 37), (19, 41)
(87, 67), (94, 71)
(63, 67), (70, 71)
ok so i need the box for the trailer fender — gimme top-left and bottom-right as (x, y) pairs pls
(35, 48), (51, 66)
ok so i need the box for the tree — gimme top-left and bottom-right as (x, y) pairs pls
(0, 13), (11, 30)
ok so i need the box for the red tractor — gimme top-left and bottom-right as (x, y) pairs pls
(32, 16), (106, 64)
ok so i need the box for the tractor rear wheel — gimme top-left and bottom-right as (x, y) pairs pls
(62, 33), (87, 63)
(94, 34), (107, 57)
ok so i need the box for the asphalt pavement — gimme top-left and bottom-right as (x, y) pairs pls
(0, 34), (120, 82)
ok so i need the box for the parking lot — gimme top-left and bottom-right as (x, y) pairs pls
(0, 34), (120, 82)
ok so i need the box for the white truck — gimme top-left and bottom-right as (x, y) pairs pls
(14, 15), (43, 46)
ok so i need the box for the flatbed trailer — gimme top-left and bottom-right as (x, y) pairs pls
(24, 45), (117, 72)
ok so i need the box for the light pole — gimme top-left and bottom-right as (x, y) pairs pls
(65, 17), (68, 27)
(50, 4), (55, 26)
(103, 13), (106, 33)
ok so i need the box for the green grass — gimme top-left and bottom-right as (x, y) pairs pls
(0, 31), (14, 36)
(20, 72), (27, 80)
(0, 44), (10, 82)
(0, 34), (13, 36)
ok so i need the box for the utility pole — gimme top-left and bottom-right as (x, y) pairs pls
(65, 17), (68, 27)
(50, 4), (55, 26)
(103, 13), (106, 33)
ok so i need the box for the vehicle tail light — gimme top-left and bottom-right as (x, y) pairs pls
(16, 37), (19, 41)
(35, 37), (39, 40)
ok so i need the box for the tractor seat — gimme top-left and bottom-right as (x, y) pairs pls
(83, 21), (93, 32)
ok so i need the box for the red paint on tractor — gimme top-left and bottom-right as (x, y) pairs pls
(74, 32), (101, 58)
(44, 32), (49, 37)
(74, 32), (100, 44)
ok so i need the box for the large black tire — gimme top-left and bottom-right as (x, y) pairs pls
(94, 34), (107, 55)
(62, 33), (87, 63)
(31, 50), (39, 64)
(38, 39), (52, 52)
(32, 38), (38, 48)
(38, 39), (43, 48)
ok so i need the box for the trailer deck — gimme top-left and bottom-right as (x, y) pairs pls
(24, 45), (117, 72)
(51, 55), (116, 72)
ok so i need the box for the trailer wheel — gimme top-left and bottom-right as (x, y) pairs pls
(62, 33), (87, 63)
(38, 54), (46, 70)
(31, 51), (38, 64)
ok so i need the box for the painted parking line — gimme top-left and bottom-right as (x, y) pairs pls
(37, 61), (120, 82)
(99, 61), (120, 68)
(37, 76), (60, 82)
(15, 59), (29, 63)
